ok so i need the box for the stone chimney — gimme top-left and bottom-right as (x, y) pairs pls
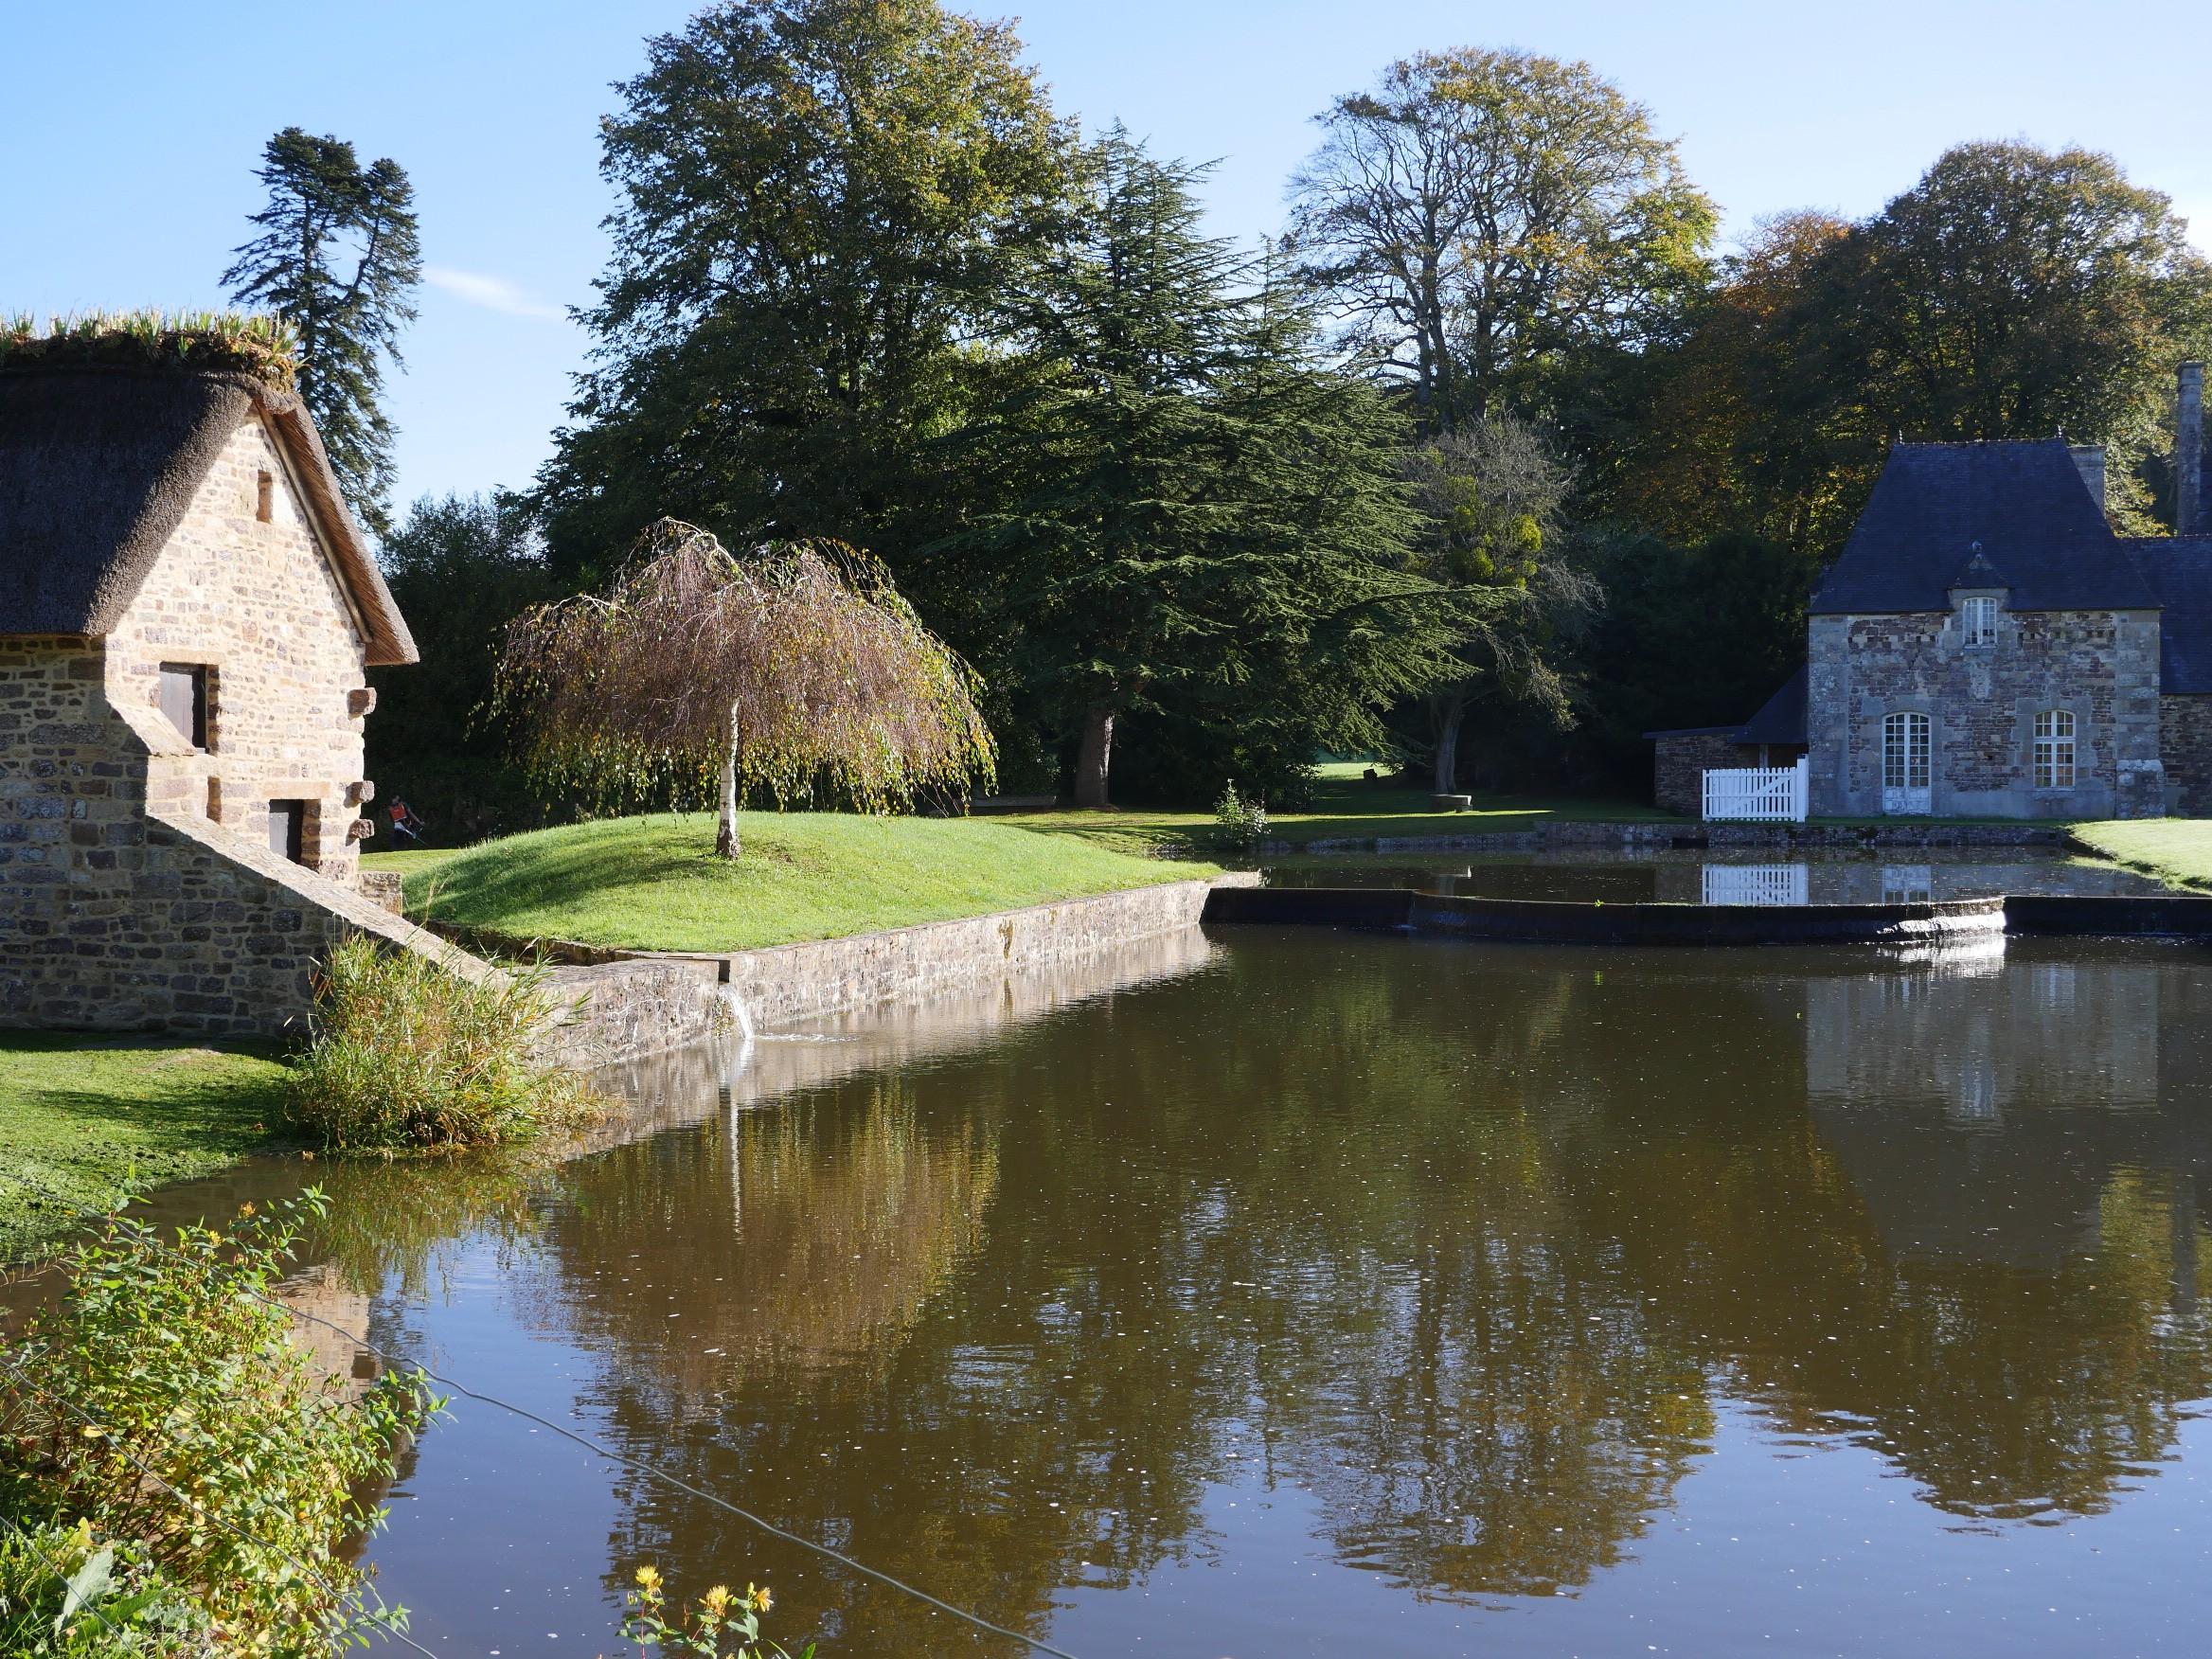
(2181, 362), (2204, 535)
(2069, 443), (2107, 512)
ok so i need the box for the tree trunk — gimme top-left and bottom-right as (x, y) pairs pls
(715, 703), (741, 859)
(1431, 693), (1468, 795)
(1073, 701), (1115, 809)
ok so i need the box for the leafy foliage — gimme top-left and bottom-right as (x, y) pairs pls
(0, 1197), (432, 1653)
(537, 0), (1071, 586)
(1210, 781), (1269, 850)
(1399, 414), (1591, 791)
(1576, 528), (1823, 787)
(224, 127), (421, 537)
(498, 522), (994, 856)
(944, 134), (1464, 807)
(366, 493), (566, 845)
(1596, 144), (2212, 549)
(623, 1566), (812, 1658)
(0, 1518), (209, 1655)
(0, 311), (298, 389)
(287, 936), (603, 1152)
(1289, 47), (1715, 434)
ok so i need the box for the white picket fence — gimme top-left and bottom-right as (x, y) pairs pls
(1703, 757), (1809, 823)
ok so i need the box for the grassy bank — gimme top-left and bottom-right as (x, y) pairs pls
(2068, 820), (2212, 890)
(366, 811), (1221, 952)
(0, 1035), (292, 1248)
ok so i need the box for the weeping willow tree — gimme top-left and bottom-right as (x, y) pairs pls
(496, 520), (994, 857)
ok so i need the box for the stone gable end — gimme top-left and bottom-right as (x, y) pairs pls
(105, 417), (371, 881)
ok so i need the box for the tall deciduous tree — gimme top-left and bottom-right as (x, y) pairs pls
(497, 522), (993, 858)
(1287, 48), (1714, 435)
(223, 128), (419, 536)
(1401, 416), (1589, 794)
(1782, 141), (2212, 529)
(537, 0), (1072, 589)
(946, 134), (1464, 808)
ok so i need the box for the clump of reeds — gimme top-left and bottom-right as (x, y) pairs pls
(0, 308), (298, 389)
(286, 935), (603, 1153)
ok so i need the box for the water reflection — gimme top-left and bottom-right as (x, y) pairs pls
(169, 930), (2212, 1653)
(1260, 847), (2168, 904)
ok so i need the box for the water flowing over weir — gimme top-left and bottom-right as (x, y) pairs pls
(108, 860), (2212, 1657)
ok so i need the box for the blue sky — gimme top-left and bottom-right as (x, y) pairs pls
(8, 1), (2209, 520)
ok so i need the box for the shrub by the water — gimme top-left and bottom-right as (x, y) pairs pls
(0, 1197), (432, 1652)
(287, 936), (599, 1153)
(1211, 780), (1269, 849)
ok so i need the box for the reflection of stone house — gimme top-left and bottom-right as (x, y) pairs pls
(1654, 364), (2212, 818)
(0, 361), (446, 1034)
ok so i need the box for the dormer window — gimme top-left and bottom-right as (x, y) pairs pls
(1961, 596), (1997, 650)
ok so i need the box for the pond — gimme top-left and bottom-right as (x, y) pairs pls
(1257, 847), (2169, 905)
(136, 920), (2212, 1657)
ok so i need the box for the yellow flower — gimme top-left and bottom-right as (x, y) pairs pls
(748, 1585), (774, 1614)
(703, 1586), (732, 1614)
(634, 1565), (663, 1590)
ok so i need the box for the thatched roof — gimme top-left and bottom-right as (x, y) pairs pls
(0, 365), (417, 665)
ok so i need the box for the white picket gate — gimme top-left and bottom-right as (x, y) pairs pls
(1702, 757), (1809, 823)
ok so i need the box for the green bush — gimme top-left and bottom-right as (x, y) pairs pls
(0, 1519), (208, 1655)
(286, 936), (601, 1153)
(0, 1197), (431, 1654)
(1210, 779), (1269, 849)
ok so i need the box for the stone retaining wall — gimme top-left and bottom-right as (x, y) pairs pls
(518, 875), (1254, 1064)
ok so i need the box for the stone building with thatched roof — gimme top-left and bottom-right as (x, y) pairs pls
(0, 328), (456, 1034)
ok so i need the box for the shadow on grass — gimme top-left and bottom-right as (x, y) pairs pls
(427, 826), (771, 920)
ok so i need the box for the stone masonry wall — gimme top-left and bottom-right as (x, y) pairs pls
(2162, 695), (2212, 817)
(103, 417), (376, 882)
(0, 635), (477, 1037)
(1652, 732), (1751, 817)
(1808, 607), (2164, 819)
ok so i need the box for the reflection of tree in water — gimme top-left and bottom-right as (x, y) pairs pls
(519, 1080), (997, 1404)
(337, 937), (2212, 1649)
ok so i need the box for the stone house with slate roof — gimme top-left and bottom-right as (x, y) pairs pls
(1655, 364), (2212, 820)
(0, 359), (469, 1034)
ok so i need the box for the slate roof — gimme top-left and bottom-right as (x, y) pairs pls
(0, 365), (416, 664)
(1739, 665), (1808, 745)
(1642, 666), (1811, 746)
(2125, 536), (2212, 694)
(1809, 439), (2158, 615)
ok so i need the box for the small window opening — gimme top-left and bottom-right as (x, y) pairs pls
(2033, 710), (2077, 790)
(268, 799), (312, 865)
(256, 470), (274, 523)
(157, 664), (209, 749)
(205, 777), (221, 821)
(1961, 596), (1997, 649)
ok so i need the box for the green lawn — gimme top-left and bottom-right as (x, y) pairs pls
(0, 1035), (293, 1250)
(365, 811), (1222, 952)
(2067, 820), (2212, 891)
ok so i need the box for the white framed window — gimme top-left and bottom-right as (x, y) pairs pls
(2033, 709), (2076, 790)
(1883, 711), (1931, 791)
(1961, 595), (1997, 649)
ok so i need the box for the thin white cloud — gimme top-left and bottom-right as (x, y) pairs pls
(425, 266), (567, 321)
